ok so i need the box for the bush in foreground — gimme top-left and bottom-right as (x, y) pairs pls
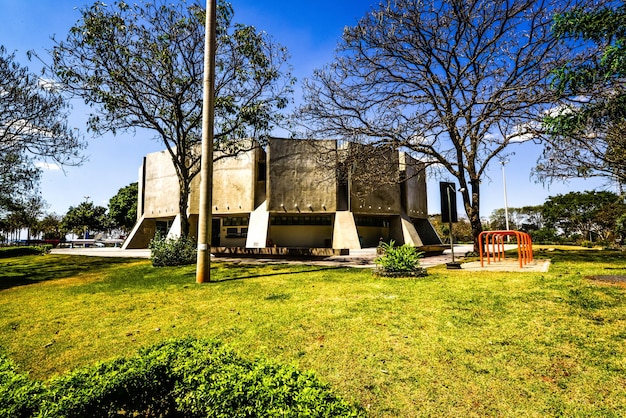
(0, 338), (363, 418)
(149, 233), (197, 267)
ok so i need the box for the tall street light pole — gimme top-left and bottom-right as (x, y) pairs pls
(501, 160), (510, 242)
(446, 185), (456, 264)
(196, 0), (217, 283)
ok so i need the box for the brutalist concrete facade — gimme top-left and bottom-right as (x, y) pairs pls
(123, 138), (443, 251)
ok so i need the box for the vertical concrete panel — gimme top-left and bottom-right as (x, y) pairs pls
(267, 138), (337, 213)
(349, 143), (401, 215)
(210, 148), (258, 215)
(401, 153), (428, 218)
(142, 150), (180, 219)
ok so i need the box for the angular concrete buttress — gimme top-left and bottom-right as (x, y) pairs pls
(400, 213), (424, 247)
(332, 211), (361, 250)
(246, 201), (269, 248)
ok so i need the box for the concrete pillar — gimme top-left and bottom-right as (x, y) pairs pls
(246, 201), (269, 248)
(399, 214), (424, 247)
(332, 211), (361, 249)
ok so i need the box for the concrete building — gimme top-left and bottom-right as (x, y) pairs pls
(123, 138), (444, 253)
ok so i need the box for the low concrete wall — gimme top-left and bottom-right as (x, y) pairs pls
(212, 247), (349, 258)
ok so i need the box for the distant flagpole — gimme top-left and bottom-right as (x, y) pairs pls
(196, 0), (217, 283)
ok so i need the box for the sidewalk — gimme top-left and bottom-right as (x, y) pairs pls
(51, 244), (549, 272)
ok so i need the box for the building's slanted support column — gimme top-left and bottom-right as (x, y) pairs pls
(166, 214), (182, 240)
(122, 214), (148, 249)
(246, 200), (269, 248)
(399, 213), (424, 247)
(333, 211), (361, 250)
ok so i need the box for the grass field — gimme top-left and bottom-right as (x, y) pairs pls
(1, 248), (625, 417)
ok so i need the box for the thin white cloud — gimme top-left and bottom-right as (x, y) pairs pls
(35, 161), (61, 171)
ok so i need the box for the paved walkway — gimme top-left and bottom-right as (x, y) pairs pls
(51, 244), (549, 272)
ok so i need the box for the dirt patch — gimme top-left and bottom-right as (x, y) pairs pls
(585, 275), (626, 288)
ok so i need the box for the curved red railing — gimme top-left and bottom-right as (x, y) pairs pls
(478, 230), (533, 268)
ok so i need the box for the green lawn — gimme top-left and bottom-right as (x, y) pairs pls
(1, 249), (625, 417)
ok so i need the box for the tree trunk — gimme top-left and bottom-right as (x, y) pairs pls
(462, 180), (483, 253)
(178, 179), (191, 238)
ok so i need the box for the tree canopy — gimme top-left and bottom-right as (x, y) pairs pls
(537, 3), (626, 188)
(0, 46), (84, 214)
(108, 182), (138, 233)
(48, 0), (294, 236)
(541, 190), (626, 243)
(297, 0), (587, 251)
(62, 201), (109, 238)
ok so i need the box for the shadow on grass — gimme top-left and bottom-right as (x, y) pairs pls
(208, 264), (347, 283)
(0, 255), (140, 291)
(534, 249), (626, 264)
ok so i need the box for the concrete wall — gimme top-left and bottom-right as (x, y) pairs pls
(142, 150), (180, 219)
(268, 225), (333, 248)
(401, 153), (428, 218)
(211, 149), (260, 214)
(267, 138), (337, 213)
(349, 143), (401, 216)
(129, 138), (440, 250)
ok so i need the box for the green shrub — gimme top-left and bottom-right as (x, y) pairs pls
(149, 233), (197, 267)
(374, 240), (424, 275)
(0, 355), (43, 418)
(3, 338), (363, 417)
(0, 246), (49, 259)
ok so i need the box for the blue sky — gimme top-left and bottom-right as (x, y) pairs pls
(0, 0), (608, 219)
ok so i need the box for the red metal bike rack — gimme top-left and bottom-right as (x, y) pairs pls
(478, 230), (533, 268)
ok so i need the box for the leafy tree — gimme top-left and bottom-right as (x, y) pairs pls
(541, 190), (626, 244)
(0, 46), (84, 213)
(37, 213), (65, 240)
(488, 206), (545, 232)
(47, 0), (294, 237)
(20, 195), (47, 241)
(429, 215), (473, 244)
(537, 4), (626, 187)
(297, 0), (584, 251)
(62, 201), (109, 238)
(108, 182), (138, 233)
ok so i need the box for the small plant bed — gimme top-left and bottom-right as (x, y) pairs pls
(374, 240), (427, 277)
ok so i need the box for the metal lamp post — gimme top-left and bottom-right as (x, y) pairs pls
(501, 159), (510, 243)
(501, 160), (510, 232)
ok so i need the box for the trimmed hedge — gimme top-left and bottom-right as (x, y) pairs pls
(0, 338), (364, 418)
(0, 246), (51, 259)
